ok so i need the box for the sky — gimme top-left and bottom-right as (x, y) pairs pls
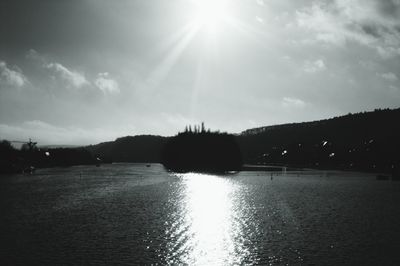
(1, 0), (400, 145)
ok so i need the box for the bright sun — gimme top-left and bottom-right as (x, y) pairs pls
(193, 0), (229, 34)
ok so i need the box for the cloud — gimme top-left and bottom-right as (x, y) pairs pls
(296, 0), (400, 57)
(282, 97), (306, 108)
(255, 16), (264, 24)
(26, 49), (89, 89)
(0, 60), (27, 87)
(256, 0), (265, 6)
(26, 50), (120, 95)
(94, 72), (120, 94)
(46, 62), (89, 88)
(303, 59), (326, 73)
(379, 72), (398, 81)
(26, 49), (44, 62)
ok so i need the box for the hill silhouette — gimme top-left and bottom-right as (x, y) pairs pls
(3, 107), (399, 175)
(237, 108), (400, 173)
(87, 135), (166, 163)
(87, 108), (400, 174)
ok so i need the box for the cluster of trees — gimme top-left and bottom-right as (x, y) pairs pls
(0, 140), (20, 173)
(183, 122), (210, 134)
(162, 124), (243, 173)
(0, 140), (98, 174)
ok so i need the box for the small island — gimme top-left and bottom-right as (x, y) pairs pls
(162, 123), (243, 173)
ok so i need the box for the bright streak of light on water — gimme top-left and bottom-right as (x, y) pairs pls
(166, 173), (257, 265)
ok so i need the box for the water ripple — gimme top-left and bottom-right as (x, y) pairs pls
(1, 165), (400, 265)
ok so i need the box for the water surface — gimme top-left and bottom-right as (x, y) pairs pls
(1, 164), (399, 265)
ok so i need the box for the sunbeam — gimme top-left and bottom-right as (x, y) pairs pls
(145, 22), (200, 89)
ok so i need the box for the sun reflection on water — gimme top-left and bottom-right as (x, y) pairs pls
(166, 173), (256, 265)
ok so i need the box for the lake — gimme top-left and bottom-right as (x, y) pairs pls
(1, 163), (400, 265)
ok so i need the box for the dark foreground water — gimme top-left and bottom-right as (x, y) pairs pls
(1, 164), (400, 265)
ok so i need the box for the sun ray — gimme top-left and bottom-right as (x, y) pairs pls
(146, 22), (200, 89)
(189, 55), (204, 119)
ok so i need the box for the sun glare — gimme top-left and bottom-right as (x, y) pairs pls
(193, 0), (229, 34)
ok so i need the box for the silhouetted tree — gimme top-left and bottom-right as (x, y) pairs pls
(162, 128), (243, 173)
